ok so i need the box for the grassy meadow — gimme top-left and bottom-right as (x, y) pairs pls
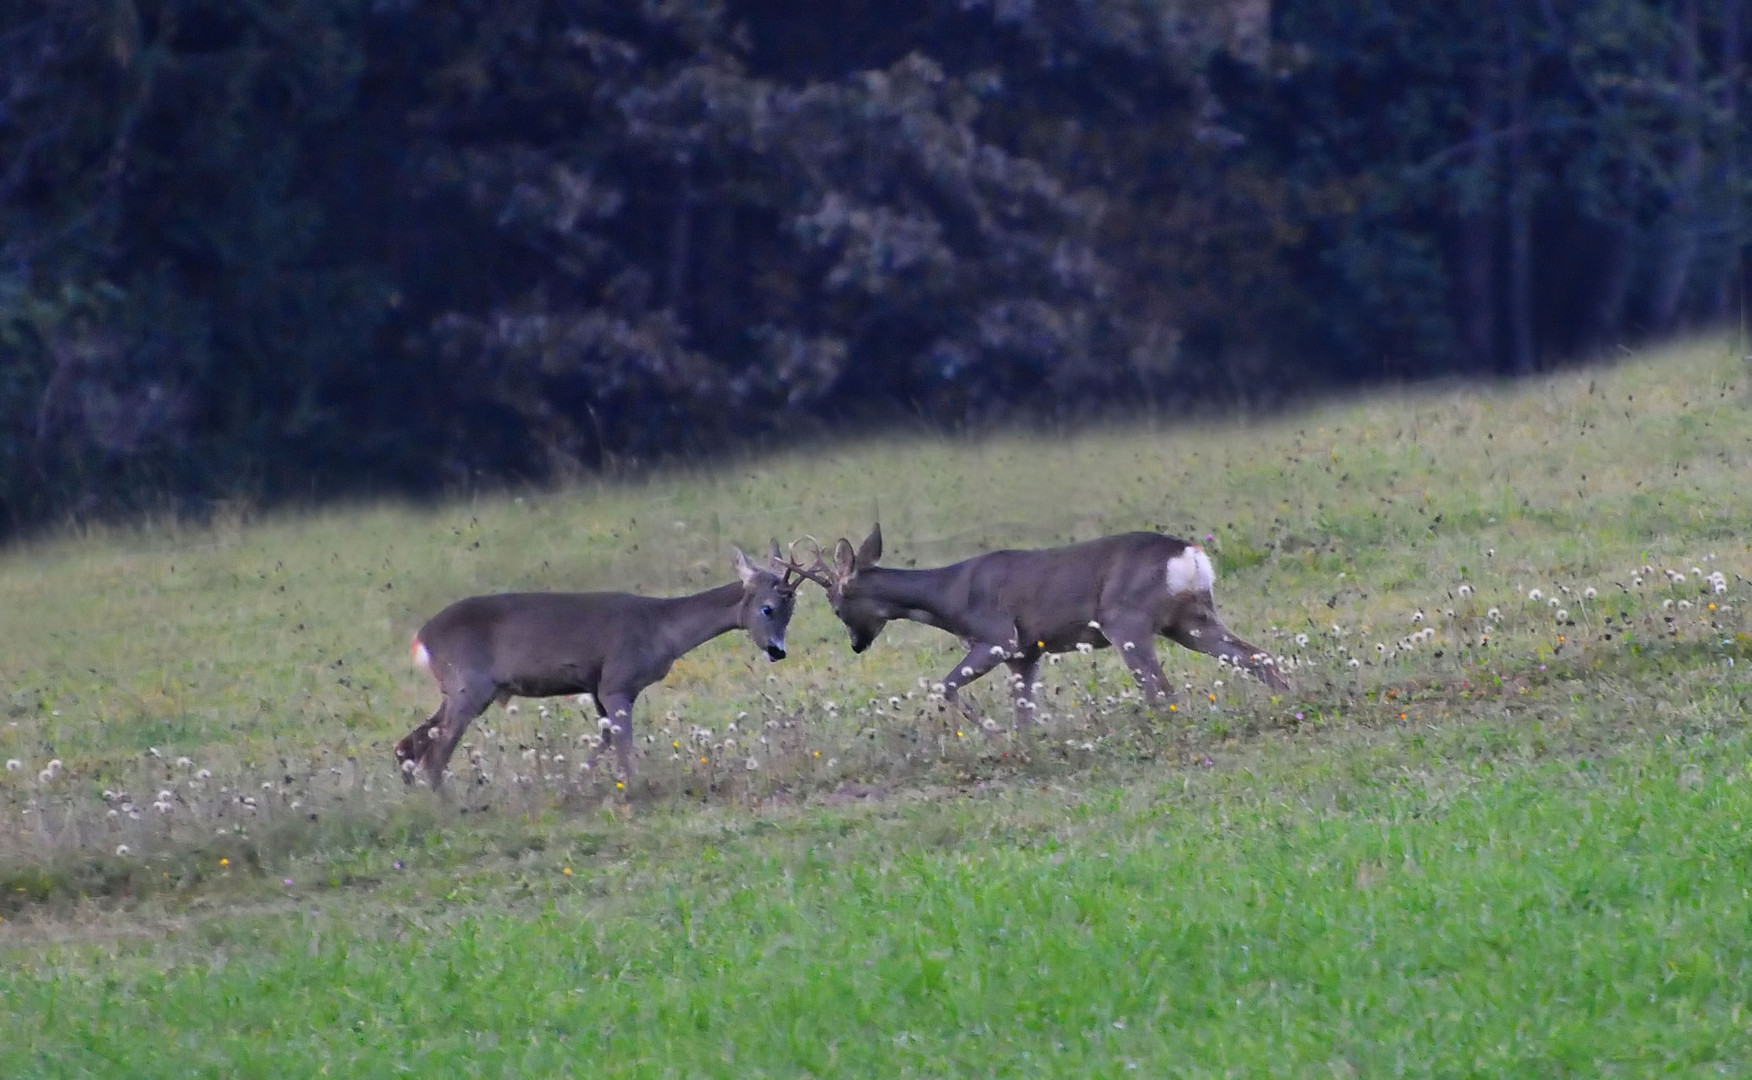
(1, 339), (1750, 1076)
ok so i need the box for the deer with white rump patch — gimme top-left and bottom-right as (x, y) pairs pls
(395, 545), (803, 786)
(787, 525), (1288, 726)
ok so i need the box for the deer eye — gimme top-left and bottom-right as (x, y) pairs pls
(760, 604), (774, 618)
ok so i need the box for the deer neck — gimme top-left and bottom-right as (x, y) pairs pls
(655, 581), (748, 657)
(858, 565), (973, 636)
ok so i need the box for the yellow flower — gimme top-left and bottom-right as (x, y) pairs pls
(616, 781), (625, 790)
(562, 867), (573, 876)
(1037, 640), (1045, 648)
(956, 730), (964, 738)
(1169, 704), (1178, 712)
(700, 756), (708, 764)
(813, 750), (821, 757)
(220, 858), (229, 867)
(673, 740), (681, 748)
(1208, 693), (1217, 702)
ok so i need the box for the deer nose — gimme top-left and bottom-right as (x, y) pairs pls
(765, 643), (786, 661)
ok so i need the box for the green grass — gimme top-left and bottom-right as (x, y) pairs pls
(1, 339), (1750, 1075)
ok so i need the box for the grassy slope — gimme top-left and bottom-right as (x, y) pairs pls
(1, 340), (1749, 1076)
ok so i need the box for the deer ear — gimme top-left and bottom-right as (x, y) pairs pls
(732, 546), (759, 585)
(834, 538), (859, 580)
(857, 523), (883, 567)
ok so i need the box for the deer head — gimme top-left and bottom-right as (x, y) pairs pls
(782, 525), (889, 653)
(733, 541), (802, 661)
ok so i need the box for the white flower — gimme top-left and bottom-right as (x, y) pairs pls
(115, 844), (130, 856)
(157, 789), (173, 802)
(1347, 658), (1360, 668)
(38, 769), (54, 783)
(1548, 597), (1560, 608)
(1457, 584), (1474, 597)
(1632, 576), (1644, 587)
(1411, 610), (1424, 623)
(153, 800), (172, 813)
(196, 769), (212, 780)
(1583, 588), (1597, 600)
(1716, 583), (1729, 594)
(1294, 633), (1309, 647)
(4, 759), (18, 772)
(1678, 600), (1693, 610)
(1556, 609), (1569, 622)
(744, 756), (760, 771)
(1528, 589), (1543, 601)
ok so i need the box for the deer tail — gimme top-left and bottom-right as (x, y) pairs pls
(1165, 544), (1216, 596)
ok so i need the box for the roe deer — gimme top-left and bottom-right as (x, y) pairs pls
(394, 545), (803, 786)
(787, 524), (1288, 726)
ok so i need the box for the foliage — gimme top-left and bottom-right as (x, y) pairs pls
(1, 0), (1748, 530)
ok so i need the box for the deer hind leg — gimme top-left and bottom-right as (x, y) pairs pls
(1100, 618), (1173, 704)
(1172, 623), (1289, 692)
(1005, 655), (1043, 727)
(594, 691), (638, 780)
(418, 679), (499, 787)
(394, 706), (446, 785)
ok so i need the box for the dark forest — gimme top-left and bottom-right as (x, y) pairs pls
(2, 0), (1745, 533)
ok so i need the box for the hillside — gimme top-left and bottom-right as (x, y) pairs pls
(1, 339), (1749, 1075)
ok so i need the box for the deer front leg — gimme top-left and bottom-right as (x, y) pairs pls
(595, 690), (638, 779)
(1005, 655), (1042, 727)
(939, 643), (1010, 718)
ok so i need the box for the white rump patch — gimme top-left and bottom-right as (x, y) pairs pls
(1166, 545), (1216, 596)
(410, 638), (432, 671)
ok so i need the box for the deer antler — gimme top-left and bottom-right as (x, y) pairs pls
(780, 536), (836, 589)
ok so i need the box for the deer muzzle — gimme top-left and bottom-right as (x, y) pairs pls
(765, 642), (787, 661)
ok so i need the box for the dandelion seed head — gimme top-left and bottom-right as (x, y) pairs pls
(1583, 588), (1597, 600)
(4, 759), (18, 772)
(1457, 584), (1474, 597)
(1528, 589), (1543, 601)
(1556, 609), (1569, 622)
(115, 844), (130, 856)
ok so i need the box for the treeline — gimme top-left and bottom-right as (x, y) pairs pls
(1, 0), (1746, 532)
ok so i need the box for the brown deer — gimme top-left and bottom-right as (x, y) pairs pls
(788, 525), (1288, 726)
(394, 545), (804, 786)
